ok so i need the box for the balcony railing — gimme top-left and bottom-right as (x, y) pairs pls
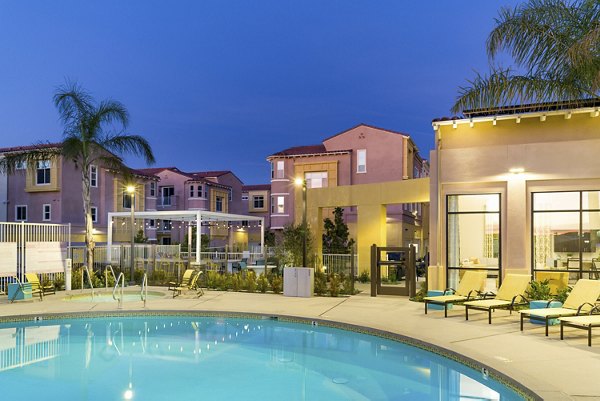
(158, 195), (178, 208)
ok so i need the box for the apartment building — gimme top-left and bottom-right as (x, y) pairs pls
(241, 184), (271, 248)
(266, 124), (429, 249)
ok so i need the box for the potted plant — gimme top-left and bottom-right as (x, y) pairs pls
(525, 279), (562, 325)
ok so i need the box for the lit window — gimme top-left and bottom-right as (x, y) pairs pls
(277, 196), (285, 214)
(91, 207), (98, 223)
(43, 204), (51, 221)
(90, 165), (98, 187)
(36, 160), (51, 185)
(16, 205), (27, 221)
(357, 149), (366, 173)
(276, 161), (284, 179)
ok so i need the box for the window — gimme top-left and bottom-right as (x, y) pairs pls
(242, 194), (249, 201)
(43, 204), (51, 221)
(16, 205), (27, 221)
(305, 171), (328, 188)
(357, 149), (367, 173)
(16, 161), (26, 170)
(149, 182), (156, 197)
(90, 165), (98, 187)
(36, 160), (51, 185)
(276, 161), (284, 179)
(161, 186), (174, 206)
(162, 220), (171, 231)
(228, 188), (232, 201)
(532, 190), (600, 281)
(91, 207), (98, 223)
(446, 194), (500, 289)
(161, 237), (171, 245)
(253, 195), (264, 209)
(216, 196), (223, 212)
(123, 193), (133, 209)
(190, 185), (195, 198)
(277, 196), (285, 214)
(197, 185), (203, 198)
(148, 219), (156, 228)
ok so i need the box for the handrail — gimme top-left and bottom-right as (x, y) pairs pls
(113, 272), (125, 309)
(105, 265), (117, 288)
(82, 265), (95, 300)
(140, 273), (148, 308)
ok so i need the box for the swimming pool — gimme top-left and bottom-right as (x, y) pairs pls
(0, 314), (528, 400)
(63, 291), (166, 302)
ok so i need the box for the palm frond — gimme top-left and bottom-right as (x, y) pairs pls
(0, 145), (62, 174)
(87, 100), (129, 138)
(100, 134), (156, 165)
(53, 80), (94, 130)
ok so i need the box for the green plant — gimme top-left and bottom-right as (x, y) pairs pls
(133, 268), (145, 284)
(410, 281), (428, 302)
(245, 271), (257, 293)
(328, 273), (342, 297)
(526, 279), (552, 301)
(270, 274), (282, 294)
(357, 270), (370, 283)
(555, 285), (573, 304)
(314, 270), (327, 296)
(341, 275), (355, 295)
(322, 207), (355, 254)
(206, 271), (220, 289)
(53, 277), (65, 291)
(150, 269), (167, 285)
(257, 274), (269, 293)
(71, 268), (82, 290)
(231, 273), (242, 292)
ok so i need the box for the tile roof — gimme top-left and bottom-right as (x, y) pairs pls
(136, 167), (198, 179)
(323, 123), (409, 141)
(242, 184), (271, 191)
(190, 170), (231, 178)
(0, 142), (62, 153)
(268, 144), (352, 158)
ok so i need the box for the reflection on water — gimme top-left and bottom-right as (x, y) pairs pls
(0, 317), (521, 401)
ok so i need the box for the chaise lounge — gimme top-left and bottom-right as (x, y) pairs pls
(519, 279), (600, 336)
(559, 305), (600, 346)
(424, 270), (487, 317)
(464, 273), (531, 324)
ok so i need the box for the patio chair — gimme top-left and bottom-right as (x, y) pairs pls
(519, 279), (600, 336)
(464, 274), (530, 324)
(25, 273), (55, 297)
(168, 269), (195, 291)
(424, 270), (487, 317)
(559, 305), (600, 346)
(173, 271), (202, 298)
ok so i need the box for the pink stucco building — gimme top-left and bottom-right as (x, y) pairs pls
(266, 123), (428, 248)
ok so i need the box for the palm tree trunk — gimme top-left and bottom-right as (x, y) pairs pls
(82, 168), (95, 271)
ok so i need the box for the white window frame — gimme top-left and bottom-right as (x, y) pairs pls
(90, 165), (98, 187)
(357, 149), (367, 173)
(42, 204), (51, 221)
(91, 206), (98, 223)
(276, 161), (285, 179)
(216, 196), (224, 212)
(149, 182), (156, 197)
(148, 219), (156, 229)
(277, 196), (285, 214)
(197, 185), (203, 198)
(242, 194), (249, 201)
(36, 160), (51, 185)
(15, 205), (27, 221)
(190, 185), (195, 198)
(304, 171), (328, 189)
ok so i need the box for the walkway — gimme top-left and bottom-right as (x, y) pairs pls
(1, 288), (598, 400)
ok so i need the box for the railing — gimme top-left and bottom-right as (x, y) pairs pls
(113, 273), (125, 309)
(81, 265), (94, 300)
(104, 265), (117, 288)
(320, 253), (359, 277)
(141, 273), (148, 308)
(158, 195), (178, 208)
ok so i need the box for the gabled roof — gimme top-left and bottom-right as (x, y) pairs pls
(267, 144), (351, 159)
(0, 142), (62, 153)
(127, 168), (160, 180)
(242, 184), (271, 192)
(190, 170), (231, 178)
(136, 167), (197, 179)
(323, 123), (409, 142)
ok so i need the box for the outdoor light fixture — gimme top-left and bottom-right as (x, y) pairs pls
(127, 185), (136, 285)
(509, 167), (525, 174)
(540, 114), (547, 122)
(452, 120), (457, 129)
(294, 177), (307, 267)
(565, 112), (572, 119)
(469, 118), (474, 128)
(492, 117), (497, 126)
(592, 108), (599, 117)
(516, 116), (521, 124)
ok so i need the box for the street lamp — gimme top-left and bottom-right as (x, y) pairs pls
(127, 185), (136, 285)
(294, 177), (307, 267)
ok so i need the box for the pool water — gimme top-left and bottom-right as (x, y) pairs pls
(0, 316), (526, 401)
(63, 291), (166, 302)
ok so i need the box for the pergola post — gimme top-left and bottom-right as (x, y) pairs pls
(196, 211), (201, 264)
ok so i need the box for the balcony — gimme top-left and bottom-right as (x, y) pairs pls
(158, 195), (178, 208)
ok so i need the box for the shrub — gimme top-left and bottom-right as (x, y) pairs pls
(257, 274), (269, 293)
(328, 273), (342, 297)
(314, 271), (327, 296)
(555, 285), (572, 304)
(206, 271), (220, 289)
(231, 273), (243, 292)
(410, 281), (428, 302)
(53, 277), (65, 291)
(526, 279), (552, 301)
(71, 268), (82, 290)
(357, 270), (370, 283)
(245, 271), (257, 293)
(150, 269), (167, 286)
(270, 274), (282, 294)
(341, 275), (354, 295)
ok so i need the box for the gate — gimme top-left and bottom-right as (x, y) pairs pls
(370, 245), (416, 297)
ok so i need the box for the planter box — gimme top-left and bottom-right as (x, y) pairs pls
(426, 290), (452, 310)
(529, 300), (562, 325)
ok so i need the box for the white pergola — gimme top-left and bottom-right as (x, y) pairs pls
(106, 210), (264, 264)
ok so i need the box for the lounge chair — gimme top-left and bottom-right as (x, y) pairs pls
(168, 269), (195, 291)
(25, 273), (55, 298)
(424, 270), (487, 317)
(559, 305), (600, 346)
(173, 271), (202, 298)
(464, 274), (530, 324)
(519, 279), (600, 336)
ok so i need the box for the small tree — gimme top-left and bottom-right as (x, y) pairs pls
(322, 207), (355, 254)
(276, 223), (314, 267)
(134, 229), (147, 243)
(181, 227), (210, 252)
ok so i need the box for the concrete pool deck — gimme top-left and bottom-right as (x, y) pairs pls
(1, 287), (598, 400)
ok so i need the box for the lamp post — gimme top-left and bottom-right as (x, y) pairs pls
(127, 185), (136, 285)
(294, 178), (307, 267)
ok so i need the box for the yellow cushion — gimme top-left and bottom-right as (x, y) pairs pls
(424, 295), (467, 303)
(455, 270), (487, 297)
(495, 274), (530, 301)
(519, 307), (580, 318)
(463, 299), (512, 308)
(563, 279), (600, 310)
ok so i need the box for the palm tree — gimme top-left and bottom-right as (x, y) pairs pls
(0, 81), (155, 270)
(452, 0), (600, 114)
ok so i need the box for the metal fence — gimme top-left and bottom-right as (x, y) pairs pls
(319, 253), (358, 277)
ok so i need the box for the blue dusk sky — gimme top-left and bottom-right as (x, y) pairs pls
(0, 0), (520, 184)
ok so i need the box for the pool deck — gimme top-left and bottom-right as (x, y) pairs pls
(1, 287), (599, 401)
